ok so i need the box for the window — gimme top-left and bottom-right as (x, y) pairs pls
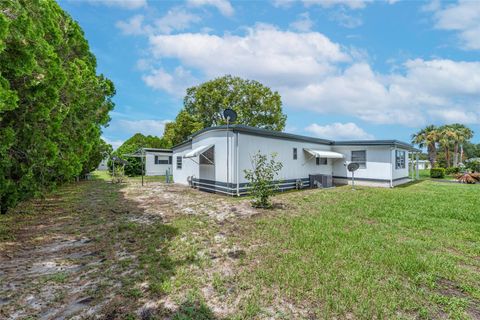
(176, 156), (182, 169)
(396, 150), (406, 169)
(199, 146), (215, 165)
(168, 156), (172, 165)
(154, 155), (170, 165)
(316, 157), (327, 165)
(351, 150), (366, 168)
(293, 148), (297, 160)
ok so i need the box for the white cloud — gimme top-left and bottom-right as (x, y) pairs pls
(290, 12), (314, 32)
(148, 24), (349, 88)
(142, 66), (197, 96)
(433, 0), (480, 50)
(155, 8), (201, 34)
(116, 8), (201, 36)
(306, 122), (374, 140)
(87, 0), (147, 9)
(428, 109), (480, 124)
(329, 10), (363, 28)
(102, 137), (124, 150)
(187, 0), (234, 16)
(116, 15), (146, 35)
(136, 23), (480, 127)
(303, 0), (372, 10)
(117, 119), (171, 137)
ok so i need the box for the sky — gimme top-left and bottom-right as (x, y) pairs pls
(58, 0), (480, 149)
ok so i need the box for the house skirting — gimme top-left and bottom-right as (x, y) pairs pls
(191, 178), (311, 196)
(333, 176), (411, 188)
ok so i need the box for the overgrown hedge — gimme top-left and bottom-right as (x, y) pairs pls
(445, 167), (460, 175)
(430, 168), (445, 179)
(0, 1), (114, 213)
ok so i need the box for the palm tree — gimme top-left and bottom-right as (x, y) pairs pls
(411, 125), (439, 168)
(438, 125), (455, 167)
(440, 124), (474, 166)
(449, 124), (474, 165)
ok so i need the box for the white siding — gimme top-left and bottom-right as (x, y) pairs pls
(172, 143), (197, 185)
(237, 133), (333, 184)
(392, 148), (410, 180)
(332, 145), (393, 182)
(145, 152), (172, 176)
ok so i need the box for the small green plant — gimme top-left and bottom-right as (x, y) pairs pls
(244, 152), (283, 208)
(430, 168), (445, 179)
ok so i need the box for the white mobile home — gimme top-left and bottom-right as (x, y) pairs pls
(126, 148), (173, 176)
(172, 125), (421, 195)
(144, 148), (173, 176)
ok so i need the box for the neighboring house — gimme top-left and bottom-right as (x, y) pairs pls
(172, 125), (421, 196)
(143, 148), (173, 176)
(126, 148), (173, 176)
(97, 158), (109, 171)
(412, 160), (429, 170)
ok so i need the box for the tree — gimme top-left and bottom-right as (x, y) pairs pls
(447, 124), (473, 165)
(112, 133), (168, 176)
(163, 110), (203, 146)
(0, 1), (115, 213)
(165, 75), (287, 144)
(81, 139), (112, 175)
(411, 125), (439, 168)
(243, 152), (283, 208)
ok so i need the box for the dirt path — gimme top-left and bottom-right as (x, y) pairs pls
(0, 179), (262, 319)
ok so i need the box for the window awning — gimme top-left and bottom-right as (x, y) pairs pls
(304, 148), (344, 159)
(184, 144), (213, 158)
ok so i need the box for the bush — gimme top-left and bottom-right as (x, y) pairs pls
(244, 152), (283, 208)
(466, 160), (480, 173)
(430, 168), (445, 179)
(445, 167), (460, 175)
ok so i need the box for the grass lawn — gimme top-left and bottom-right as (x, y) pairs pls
(238, 182), (480, 318)
(419, 169), (458, 181)
(1, 178), (478, 319)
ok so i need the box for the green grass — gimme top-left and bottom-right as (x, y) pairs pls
(91, 170), (168, 184)
(419, 169), (457, 181)
(240, 181), (480, 319)
(2, 174), (478, 319)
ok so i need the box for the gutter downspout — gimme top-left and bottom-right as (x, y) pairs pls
(236, 131), (240, 196)
(390, 147), (394, 188)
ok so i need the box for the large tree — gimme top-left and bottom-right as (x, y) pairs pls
(165, 75), (287, 144)
(0, 1), (115, 213)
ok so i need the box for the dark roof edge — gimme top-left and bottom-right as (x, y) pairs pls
(172, 125), (420, 152)
(172, 139), (192, 150)
(141, 148), (172, 152)
(175, 124), (333, 146)
(334, 140), (421, 152)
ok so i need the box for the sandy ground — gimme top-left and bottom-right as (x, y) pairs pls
(0, 180), (264, 319)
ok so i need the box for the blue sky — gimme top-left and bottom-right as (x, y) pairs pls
(58, 0), (480, 148)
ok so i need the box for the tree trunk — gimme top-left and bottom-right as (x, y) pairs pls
(453, 143), (459, 167)
(428, 144), (436, 168)
(445, 147), (450, 167)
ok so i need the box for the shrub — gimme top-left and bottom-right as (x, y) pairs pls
(445, 167), (460, 175)
(430, 168), (445, 179)
(466, 160), (480, 173)
(244, 152), (283, 208)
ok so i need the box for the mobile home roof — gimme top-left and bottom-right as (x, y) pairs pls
(172, 125), (420, 152)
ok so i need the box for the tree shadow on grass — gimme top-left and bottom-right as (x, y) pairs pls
(92, 180), (220, 319)
(0, 177), (218, 319)
(395, 179), (426, 188)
